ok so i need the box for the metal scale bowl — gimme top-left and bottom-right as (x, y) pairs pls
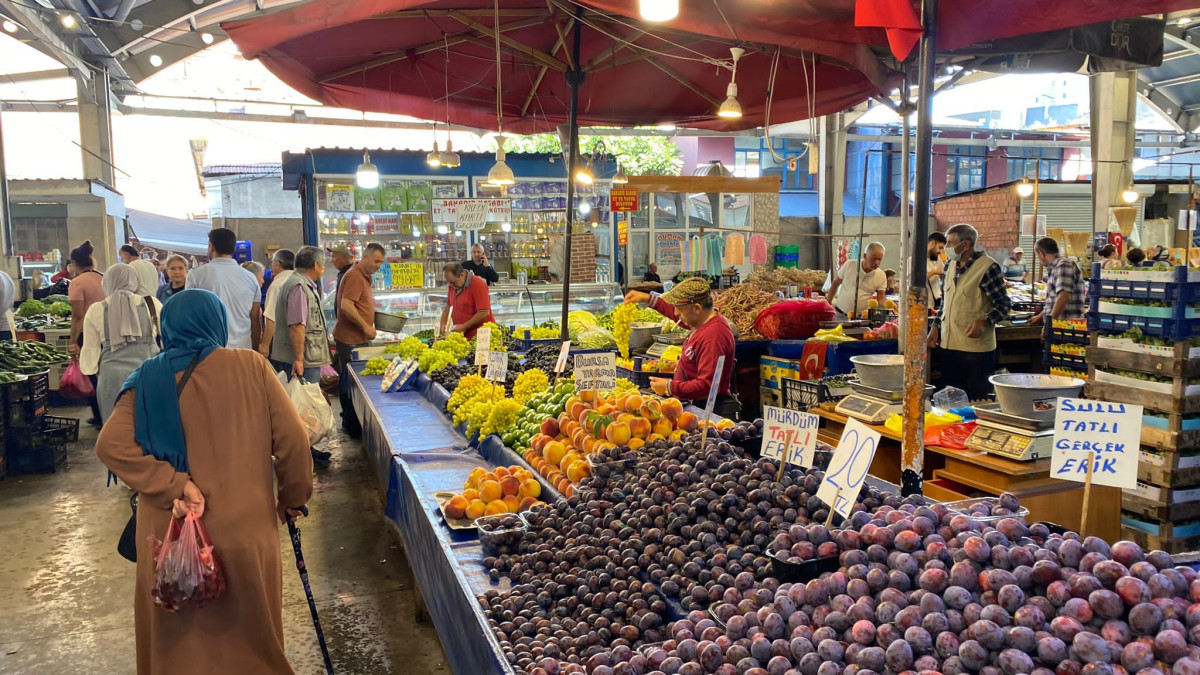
(834, 355), (935, 424)
(964, 374), (1085, 461)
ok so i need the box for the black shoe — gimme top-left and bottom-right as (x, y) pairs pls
(311, 448), (332, 460)
(87, 417), (102, 428)
(313, 456), (331, 470)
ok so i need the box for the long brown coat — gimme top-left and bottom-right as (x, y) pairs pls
(96, 348), (313, 675)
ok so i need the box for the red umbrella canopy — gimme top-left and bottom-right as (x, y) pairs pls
(222, 0), (895, 133)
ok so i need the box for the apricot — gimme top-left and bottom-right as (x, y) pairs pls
(466, 467), (487, 489)
(465, 499), (487, 520)
(661, 397), (684, 420)
(462, 488), (480, 502)
(567, 461), (590, 483)
(606, 421), (632, 445)
(627, 437), (645, 451)
(625, 394), (644, 413)
(579, 390), (596, 403)
(652, 417), (673, 437)
(502, 495), (520, 512)
(639, 399), (662, 420)
(445, 495), (469, 519)
(518, 496), (539, 512)
(499, 475), (520, 497)
(676, 411), (699, 432)
(484, 500), (509, 515)
(628, 417), (651, 439)
(519, 479), (541, 499)
(479, 480), (502, 503)
(544, 441), (567, 466)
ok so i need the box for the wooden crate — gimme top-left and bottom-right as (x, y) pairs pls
(1141, 421), (1200, 452)
(1120, 525), (1200, 554)
(1088, 343), (1200, 379)
(1121, 510), (1200, 542)
(1122, 490), (1200, 521)
(1138, 450), (1200, 486)
(1086, 380), (1200, 414)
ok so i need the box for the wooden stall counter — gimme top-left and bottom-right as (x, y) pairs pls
(813, 409), (1119, 542)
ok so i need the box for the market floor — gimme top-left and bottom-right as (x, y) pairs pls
(0, 403), (448, 674)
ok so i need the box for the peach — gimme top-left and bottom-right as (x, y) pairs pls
(676, 411), (699, 432)
(639, 399), (662, 421)
(581, 435), (596, 454)
(652, 417), (673, 437)
(606, 421), (632, 445)
(556, 477), (571, 493)
(629, 417), (652, 439)
(445, 495), (469, 519)
(465, 499), (487, 519)
(567, 461), (590, 483)
(462, 488), (480, 502)
(499, 475), (520, 497)
(563, 483), (575, 498)
(494, 466), (510, 479)
(597, 403), (616, 416)
(519, 479), (541, 499)
(502, 495), (520, 512)
(544, 441), (567, 466)
(541, 417), (560, 437)
(579, 390), (596, 403)
(565, 395), (581, 412)
(484, 500), (509, 515)
(595, 441), (616, 453)
(518, 496), (539, 512)
(661, 397), (684, 420)
(625, 394), (644, 413)
(627, 437), (645, 451)
(466, 467), (487, 489)
(479, 480), (502, 503)
(617, 412), (635, 425)
(531, 434), (550, 452)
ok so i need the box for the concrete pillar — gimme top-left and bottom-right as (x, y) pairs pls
(76, 72), (115, 187)
(817, 112), (847, 272)
(1089, 71), (1137, 241)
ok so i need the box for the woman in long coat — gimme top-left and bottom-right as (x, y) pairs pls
(97, 289), (313, 674)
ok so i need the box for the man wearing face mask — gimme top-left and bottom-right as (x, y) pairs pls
(440, 262), (494, 339)
(927, 224), (1011, 401)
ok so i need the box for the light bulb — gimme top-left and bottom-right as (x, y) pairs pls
(60, 13), (76, 28)
(1122, 187), (1140, 204)
(718, 82), (742, 119)
(2, 20), (18, 33)
(200, 32), (214, 45)
(426, 140), (441, 167)
(437, 224), (449, 235)
(356, 149), (380, 189)
(501, 222), (512, 232)
(439, 140), (461, 168)
(1016, 179), (1034, 198)
(638, 0), (678, 22)
(488, 143), (515, 186)
(579, 200), (592, 215)
(149, 54), (164, 68)
(575, 164), (594, 185)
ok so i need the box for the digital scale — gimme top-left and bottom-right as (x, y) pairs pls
(964, 402), (1054, 461)
(642, 333), (686, 359)
(833, 381), (934, 425)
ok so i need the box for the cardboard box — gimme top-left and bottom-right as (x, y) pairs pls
(760, 356), (801, 390)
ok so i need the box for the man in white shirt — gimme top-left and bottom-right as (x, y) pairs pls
(258, 248), (295, 358)
(186, 227), (262, 349)
(826, 242), (887, 318)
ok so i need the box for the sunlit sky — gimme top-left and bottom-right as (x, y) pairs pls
(0, 35), (1183, 217)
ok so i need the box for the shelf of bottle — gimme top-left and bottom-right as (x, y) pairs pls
(318, 232), (452, 238)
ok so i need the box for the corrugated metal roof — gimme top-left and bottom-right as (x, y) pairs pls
(127, 209), (212, 256)
(202, 163), (282, 177)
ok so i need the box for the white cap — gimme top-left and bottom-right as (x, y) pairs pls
(1012, 246), (1024, 254)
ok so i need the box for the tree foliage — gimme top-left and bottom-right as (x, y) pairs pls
(497, 133), (683, 176)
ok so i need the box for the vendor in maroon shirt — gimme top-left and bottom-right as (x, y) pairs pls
(625, 277), (740, 419)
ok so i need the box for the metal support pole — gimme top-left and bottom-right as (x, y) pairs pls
(899, 79), (912, 352)
(1031, 157), (1040, 295)
(559, 16), (584, 340)
(901, 0), (938, 497)
(0, 107), (11, 256)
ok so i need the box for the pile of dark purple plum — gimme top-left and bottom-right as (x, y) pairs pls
(476, 427), (1197, 675)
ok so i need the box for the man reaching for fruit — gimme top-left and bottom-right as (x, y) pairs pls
(927, 223), (1011, 401)
(625, 277), (740, 420)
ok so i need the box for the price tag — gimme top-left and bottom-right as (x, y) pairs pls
(555, 341), (571, 374)
(1051, 398), (1140, 489)
(762, 405), (820, 467)
(391, 262), (424, 289)
(487, 351), (508, 383)
(474, 327), (491, 366)
(702, 356), (726, 423)
(574, 352), (615, 392)
(817, 417), (881, 518)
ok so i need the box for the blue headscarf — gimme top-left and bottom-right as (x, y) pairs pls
(120, 289), (228, 473)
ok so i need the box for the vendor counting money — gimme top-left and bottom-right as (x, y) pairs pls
(624, 277), (740, 419)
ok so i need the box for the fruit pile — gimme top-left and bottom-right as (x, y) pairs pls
(504, 379), (577, 451)
(361, 356), (389, 375)
(441, 465), (544, 521)
(523, 343), (572, 375)
(512, 368), (550, 405)
(617, 357), (677, 374)
(611, 302), (640, 359)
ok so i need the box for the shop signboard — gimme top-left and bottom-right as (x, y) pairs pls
(617, 221), (628, 246)
(391, 262), (424, 289)
(656, 233), (683, 265)
(610, 188), (639, 212)
(574, 352), (615, 392)
(1051, 398), (1140, 490)
(432, 199), (512, 231)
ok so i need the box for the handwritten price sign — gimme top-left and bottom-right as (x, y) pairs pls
(474, 327), (491, 367)
(1051, 398), (1140, 490)
(817, 417), (881, 518)
(762, 406), (820, 467)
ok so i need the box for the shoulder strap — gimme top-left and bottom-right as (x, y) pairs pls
(177, 352), (202, 396)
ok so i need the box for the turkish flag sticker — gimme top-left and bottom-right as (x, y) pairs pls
(800, 342), (828, 381)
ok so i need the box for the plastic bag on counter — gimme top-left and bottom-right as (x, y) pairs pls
(150, 511), (226, 612)
(932, 386), (969, 413)
(576, 326), (617, 350)
(926, 421), (978, 450)
(280, 372), (333, 444)
(753, 300), (835, 340)
(884, 410), (965, 434)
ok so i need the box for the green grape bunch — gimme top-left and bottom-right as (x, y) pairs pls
(362, 357), (390, 376)
(512, 369), (549, 404)
(481, 399), (522, 436)
(612, 302), (640, 359)
(386, 336), (429, 359)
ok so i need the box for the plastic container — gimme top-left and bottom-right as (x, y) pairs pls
(768, 340), (807, 359)
(586, 451), (636, 479)
(768, 552), (840, 583)
(943, 497), (1030, 525)
(476, 514), (527, 557)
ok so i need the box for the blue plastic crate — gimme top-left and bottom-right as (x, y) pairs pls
(768, 340), (807, 359)
(825, 339), (899, 376)
(1046, 353), (1088, 370)
(1089, 313), (1200, 341)
(512, 329), (561, 352)
(1088, 262), (1200, 303)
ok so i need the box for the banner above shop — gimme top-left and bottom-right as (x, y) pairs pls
(432, 199), (511, 231)
(610, 189), (639, 213)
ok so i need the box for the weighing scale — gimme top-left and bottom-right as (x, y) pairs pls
(965, 402), (1054, 461)
(833, 381), (934, 425)
(643, 333), (686, 359)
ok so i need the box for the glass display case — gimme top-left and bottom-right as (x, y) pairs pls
(325, 281), (622, 335)
(315, 175), (470, 288)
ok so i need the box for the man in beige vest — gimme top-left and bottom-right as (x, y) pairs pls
(927, 223), (1012, 400)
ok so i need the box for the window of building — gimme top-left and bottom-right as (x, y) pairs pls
(945, 146), (987, 194)
(1006, 146), (1062, 182)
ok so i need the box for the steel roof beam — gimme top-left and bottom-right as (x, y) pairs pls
(0, 0), (94, 79)
(1137, 73), (1191, 132)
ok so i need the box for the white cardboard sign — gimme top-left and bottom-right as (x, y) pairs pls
(474, 327), (491, 366)
(574, 352), (616, 391)
(486, 351), (508, 383)
(762, 405), (820, 467)
(817, 417), (881, 518)
(555, 341), (571, 374)
(1051, 398), (1141, 490)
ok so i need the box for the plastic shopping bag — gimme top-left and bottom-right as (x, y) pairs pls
(281, 372), (333, 444)
(150, 511), (226, 612)
(60, 360), (95, 399)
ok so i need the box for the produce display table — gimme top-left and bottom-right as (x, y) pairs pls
(813, 409), (1120, 541)
(995, 323), (1043, 373)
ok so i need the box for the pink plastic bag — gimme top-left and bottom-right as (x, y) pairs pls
(150, 511), (227, 612)
(59, 360), (95, 399)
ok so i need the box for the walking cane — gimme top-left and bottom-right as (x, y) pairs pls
(289, 505), (334, 674)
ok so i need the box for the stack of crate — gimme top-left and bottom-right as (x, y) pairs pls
(1085, 263), (1200, 553)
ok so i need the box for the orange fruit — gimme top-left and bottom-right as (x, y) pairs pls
(479, 480), (502, 503)
(484, 500), (509, 515)
(519, 479), (541, 499)
(466, 499), (487, 519)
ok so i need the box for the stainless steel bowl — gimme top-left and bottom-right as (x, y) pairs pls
(653, 332), (687, 346)
(628, 322), (662, 352)
(989, 373), (1085, 420)
(850, 354), (905, 391)
(374, 311), (408, 333)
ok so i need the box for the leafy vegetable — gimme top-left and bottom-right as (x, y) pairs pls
(17, 299), (48, 317)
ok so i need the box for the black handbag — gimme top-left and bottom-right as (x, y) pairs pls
(116, 353), (201, 563)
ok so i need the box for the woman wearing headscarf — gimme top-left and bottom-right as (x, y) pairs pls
(96, 289), (313, 675)
(80, 264), (163, 422)
(129, 258), (161, 299)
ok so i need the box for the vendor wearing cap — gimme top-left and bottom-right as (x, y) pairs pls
(1003, 247), (1028, 283)
(440, 261), (494, 339)
(624, 277), (739, 419)
(329, 244), (354, 293)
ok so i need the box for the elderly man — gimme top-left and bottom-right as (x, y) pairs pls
(643, 263), (661, 284)
(826, 242), (887, 319)
(1003, 247), (1029, 282)
(1029, 237), (1084, 332)
(269, 246), (333, 469)
(440, 261), (494, 339)
(462, 243), (500, 286)
(928, 223), (1012, 401)
(258, 249), (295, 358)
